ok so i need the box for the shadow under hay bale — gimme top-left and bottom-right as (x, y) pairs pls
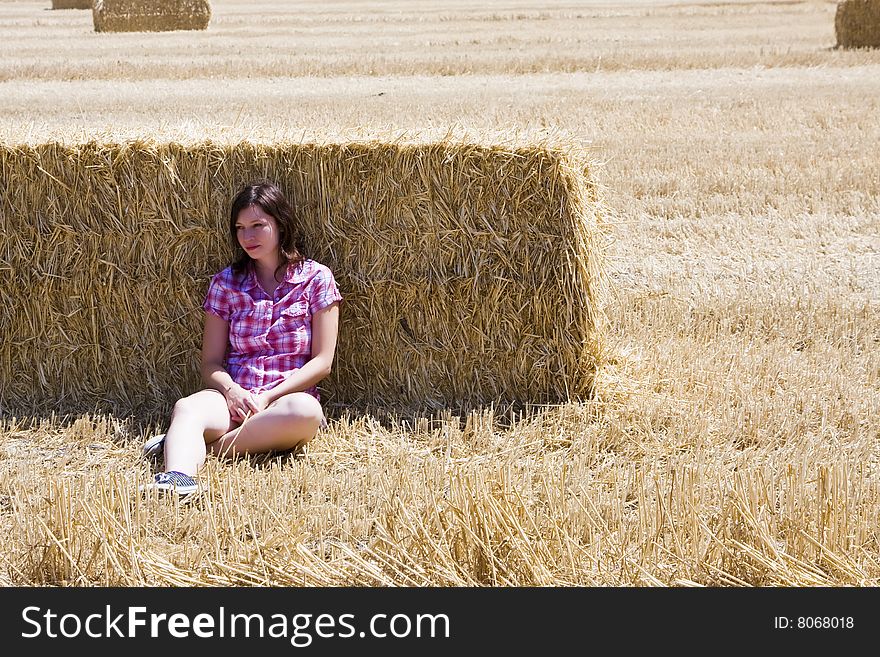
(0, 139), (608, 419)
(52, 0), (93, 9)
(835, 0), (880, 48)
(93, 0), (210, 33)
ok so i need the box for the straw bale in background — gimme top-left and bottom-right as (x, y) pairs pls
(835, 0), (880, 48)
(0, 139), (607, 419)
(52, 1), (93, 9)
(93, 0), (211, 33)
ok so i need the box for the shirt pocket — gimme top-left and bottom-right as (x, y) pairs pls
(275, 300), (310, 351)
(229, 308), (265, 354)
(280, 300), (310, 327)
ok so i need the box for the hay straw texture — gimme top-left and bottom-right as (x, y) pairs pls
(835, 0), (880, 48)
(52, 0), (93, 9)
(0, 139), (607, 418)
(93, 0), (211, 33)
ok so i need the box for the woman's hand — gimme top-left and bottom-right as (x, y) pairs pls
(223, 384), (262, 422)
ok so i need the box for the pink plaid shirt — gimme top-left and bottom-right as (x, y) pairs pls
(202, 258), (342, 400)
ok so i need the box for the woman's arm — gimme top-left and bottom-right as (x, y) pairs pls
(200, 312), (236, 393)
(259, 301), (341, 406)
(202, 312), (260, 421)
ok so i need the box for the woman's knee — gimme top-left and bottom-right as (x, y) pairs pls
(172, 394), (200, 418)
(272, 393), (324, 427)
(172, 389), (224, 420)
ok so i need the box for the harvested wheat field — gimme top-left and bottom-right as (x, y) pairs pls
(0, 0), (878, 589)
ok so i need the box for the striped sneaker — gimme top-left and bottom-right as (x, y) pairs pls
(142, 433), (166, 459)
(139, 471), (200, 496)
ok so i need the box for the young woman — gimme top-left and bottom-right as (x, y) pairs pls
(141, 181), (342, 495)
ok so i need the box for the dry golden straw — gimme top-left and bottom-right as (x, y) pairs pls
(835, 0), (880, 48)
(51, 0), (93, 9)
(0, 138), (607, 419)
(92, 0), (211, 33)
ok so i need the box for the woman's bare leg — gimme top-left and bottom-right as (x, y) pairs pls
(206, 392), (324, 459)
(164, 389), (236, 476)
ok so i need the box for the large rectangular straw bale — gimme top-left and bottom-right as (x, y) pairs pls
(52, 1), (93, 9)
(93, 0), (210, 33)
(0, 139), (607, 418)
(835, 0), (880, 48)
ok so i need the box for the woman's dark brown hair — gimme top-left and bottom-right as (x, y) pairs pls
(229, 181), (304, 279)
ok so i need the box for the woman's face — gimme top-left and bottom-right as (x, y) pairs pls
(235, 204), (280, 262)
